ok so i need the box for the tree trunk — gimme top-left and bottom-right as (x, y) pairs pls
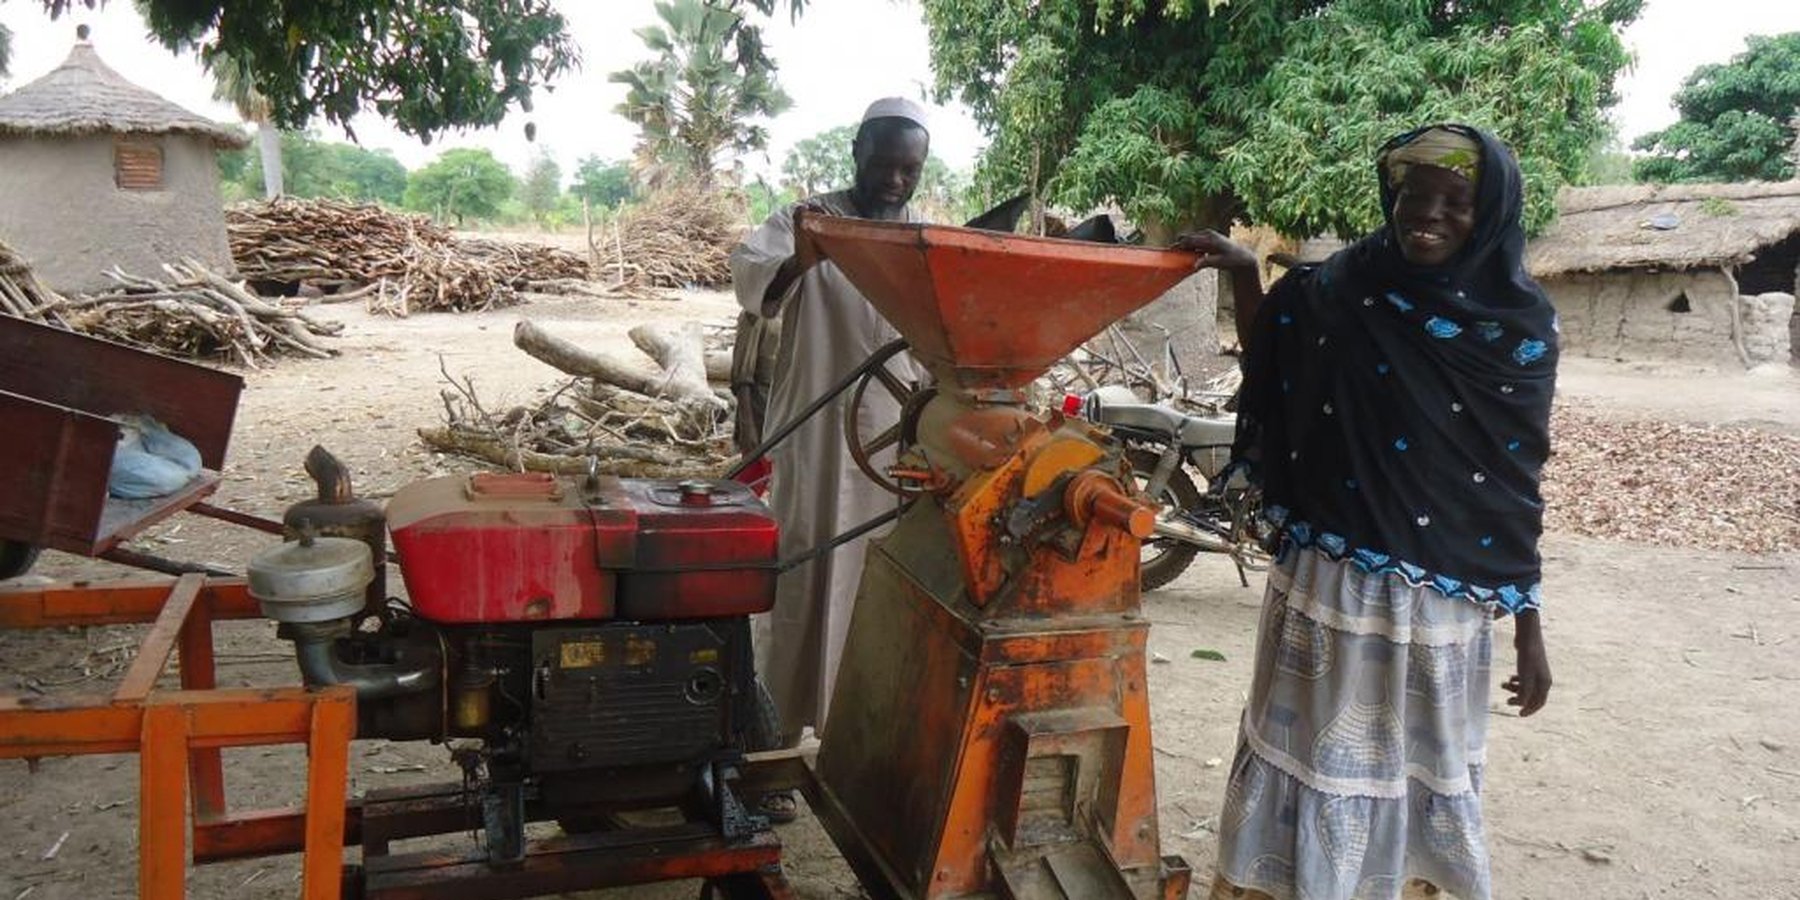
(628, 322), (711, 398)
(1120, 211), (1227, 388)
(257, 122), (284, 198)
(513, 320), (725, 412)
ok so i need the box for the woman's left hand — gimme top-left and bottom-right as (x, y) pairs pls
(1503, 609), (1552, 717)
(1173, 230), (1259, 272)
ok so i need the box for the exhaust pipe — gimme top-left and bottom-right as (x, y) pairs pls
(288, 620), (439, 700)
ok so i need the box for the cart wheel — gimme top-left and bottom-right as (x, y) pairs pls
(0, 540), (40, 580)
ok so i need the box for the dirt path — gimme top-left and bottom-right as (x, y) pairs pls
(2, 294), (1796, 899)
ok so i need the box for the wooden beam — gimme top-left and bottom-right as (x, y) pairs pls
(303, 698), (354, 900)
(139, 703), (189, 900)
(114, 573), (205, 705)
(0, 578), (259, 628)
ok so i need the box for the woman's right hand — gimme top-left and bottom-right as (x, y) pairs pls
(1174, 230), (1259, 273)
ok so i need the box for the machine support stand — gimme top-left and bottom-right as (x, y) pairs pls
(0, 576), (792, 899)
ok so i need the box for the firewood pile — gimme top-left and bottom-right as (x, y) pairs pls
(1, 240), (342, 367)
(420, 319), (736, 477)
(226, 198), (604, 316)
(592, 186), (745, 291)
(1543, 405), (1800, 554)
(0, 239), (67, 326)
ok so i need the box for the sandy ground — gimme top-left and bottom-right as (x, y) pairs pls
(1, 290), (1797, 900)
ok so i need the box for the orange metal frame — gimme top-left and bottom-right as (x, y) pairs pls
(0, 576), (355, 899)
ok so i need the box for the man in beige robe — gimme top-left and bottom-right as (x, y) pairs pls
(730, 97), (932, 749)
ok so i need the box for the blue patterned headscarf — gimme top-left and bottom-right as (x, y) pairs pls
(1230, 124), (1558, 614)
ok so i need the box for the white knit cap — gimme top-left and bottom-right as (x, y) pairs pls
(861, 96), (929, 131)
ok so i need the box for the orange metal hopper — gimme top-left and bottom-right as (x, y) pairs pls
(797, 214), (1198, 390)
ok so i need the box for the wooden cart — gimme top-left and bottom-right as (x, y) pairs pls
(0, 315), (282, 577)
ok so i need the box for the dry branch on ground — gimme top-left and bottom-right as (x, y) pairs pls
(421, 320), (736, 477)
(2, 241), (342, 367)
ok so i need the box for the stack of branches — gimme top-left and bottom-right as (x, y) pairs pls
(1, 241), (341, 367)
(227, 197), (608, 316)
(0, 238), (69, 327)
(420, 319), (735, 477)
(592, 185), (745, 292)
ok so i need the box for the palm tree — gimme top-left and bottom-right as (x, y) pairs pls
(205, 48), (283, 198)
(611, 0), (792, 187)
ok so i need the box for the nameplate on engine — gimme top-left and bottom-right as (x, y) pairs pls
(559, 640), (606, 669)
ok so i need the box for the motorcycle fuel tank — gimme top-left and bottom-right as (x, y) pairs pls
(386, 472), (778, 624)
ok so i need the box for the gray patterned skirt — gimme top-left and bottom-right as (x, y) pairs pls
(1214, 546), (1496, 900)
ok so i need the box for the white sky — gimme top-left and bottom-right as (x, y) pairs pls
(3, 0), (1798, 183)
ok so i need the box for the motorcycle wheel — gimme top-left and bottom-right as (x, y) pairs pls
(0, 540), (40, 580)
(1127, 448), (1202, 592)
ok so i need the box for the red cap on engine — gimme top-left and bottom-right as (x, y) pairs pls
(1061, 394), (1085, 417)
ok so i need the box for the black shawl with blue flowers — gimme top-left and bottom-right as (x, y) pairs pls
(1231, 125), (1558, 614)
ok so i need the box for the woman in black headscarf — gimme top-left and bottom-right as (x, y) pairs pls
(1178, 125), (1555, 900)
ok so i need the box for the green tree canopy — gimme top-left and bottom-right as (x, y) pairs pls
(780, 125), (854, 196)
(520, 151), (563, 225)
(611, 0), (793, 186)
(925, 0), (1640, 239)
(222, 133), (407, 205)
(1631, 32), (1800, 183)
(30, 0), (576, 142)
(403, 147), (516, 226)
(570, 156), (636, 209)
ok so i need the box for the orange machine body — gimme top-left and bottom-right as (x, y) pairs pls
(803, 213), (1198, 899)
(816, 393), (1183, 900)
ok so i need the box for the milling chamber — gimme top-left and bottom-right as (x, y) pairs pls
(800, 214), (1198, 899)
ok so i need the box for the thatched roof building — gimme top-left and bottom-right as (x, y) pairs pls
(0, 41), (247, 149)
(1526, 182), (1799, 368)
(0, 31), (246, 294)
(1527, 182), (1800, 285)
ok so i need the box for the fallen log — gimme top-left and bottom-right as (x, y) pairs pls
(513, 319), (725, 412)
(629, 322), (712, 399)
(705, 350), (733, 383)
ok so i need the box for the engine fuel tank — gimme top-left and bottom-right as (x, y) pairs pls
(387, 472), (777, 624)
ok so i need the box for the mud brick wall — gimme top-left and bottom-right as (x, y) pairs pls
(1543, 269), (1794, 367)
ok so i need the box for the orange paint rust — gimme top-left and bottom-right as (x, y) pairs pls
(945, 455), (1025, 607)
(929, 656), (1162, 894)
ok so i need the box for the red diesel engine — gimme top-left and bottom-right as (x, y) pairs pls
(250, 466), (779, 863)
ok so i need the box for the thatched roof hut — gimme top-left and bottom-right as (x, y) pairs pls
(1526, 182), (1800, 368)
(1526, 182), (1800, 283)
(0, 40), (248, 149)
(0, 31), (246, 294)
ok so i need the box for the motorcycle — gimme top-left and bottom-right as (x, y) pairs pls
(1075, 385), (1271, 590)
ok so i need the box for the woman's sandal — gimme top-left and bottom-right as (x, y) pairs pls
(758, 790), (798, 824)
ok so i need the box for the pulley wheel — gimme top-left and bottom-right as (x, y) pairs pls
(843, 339), (927, 496)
